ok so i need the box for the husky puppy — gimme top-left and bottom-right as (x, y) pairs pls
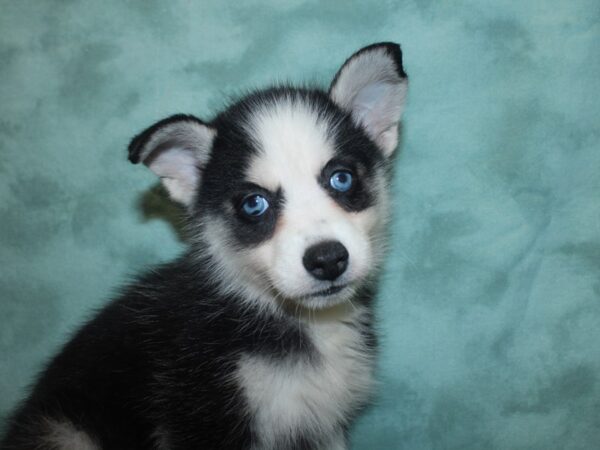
(1, 43), (408, 450)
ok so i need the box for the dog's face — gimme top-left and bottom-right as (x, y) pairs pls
(129, 43), (407, 310)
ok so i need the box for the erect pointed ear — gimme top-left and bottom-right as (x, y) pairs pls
(128, 114), (216, 207)
(329, 43), (408, 157)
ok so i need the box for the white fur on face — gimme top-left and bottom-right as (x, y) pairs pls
(243, 98), (380, 306)
(199, 215), (277, 309)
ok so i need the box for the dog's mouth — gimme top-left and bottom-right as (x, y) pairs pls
(306, 284), (347, 298)
(277, 283), (356, 313)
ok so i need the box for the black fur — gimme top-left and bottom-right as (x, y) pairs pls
(2, 258), (316, 449)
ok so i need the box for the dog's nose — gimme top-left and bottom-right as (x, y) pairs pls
(303, 241), (349, 281)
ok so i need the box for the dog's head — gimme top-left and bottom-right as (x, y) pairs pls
(129, 43), (408, 310)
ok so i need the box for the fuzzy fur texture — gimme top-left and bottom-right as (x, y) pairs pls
(1, 43), (407, 450)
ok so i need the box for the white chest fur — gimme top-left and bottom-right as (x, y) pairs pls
(237, 308), (375, 450)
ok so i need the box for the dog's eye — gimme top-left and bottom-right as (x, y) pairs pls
(241, 194), (269, 217)
(329, 170), (353, 192)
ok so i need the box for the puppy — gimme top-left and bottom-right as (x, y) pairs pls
(1, 42), (408, 450)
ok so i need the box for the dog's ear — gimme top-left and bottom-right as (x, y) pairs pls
(329, 43), (408, 157)
(128, 114), (216, 207)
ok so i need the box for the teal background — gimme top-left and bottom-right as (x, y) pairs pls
(1, 1), (599, 448)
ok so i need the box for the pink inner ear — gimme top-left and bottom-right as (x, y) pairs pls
(352, 82), (396, 130)
(147, 148), (200, 205)
(351, 81), (405, 156)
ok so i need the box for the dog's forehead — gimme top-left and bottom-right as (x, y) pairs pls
(243, 98), (336, 191)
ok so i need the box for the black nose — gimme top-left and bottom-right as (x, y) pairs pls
(303, 241), (349, 281)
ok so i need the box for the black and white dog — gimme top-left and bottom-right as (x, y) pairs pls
(2, 43), (408, 450)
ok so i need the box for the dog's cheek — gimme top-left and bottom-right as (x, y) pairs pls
(354, 171), (391, 236)
(351, 207), (380, 236)
(335, 217), (373, 280)
(245, 240), (276, 283)
(347, 205), (387, 273)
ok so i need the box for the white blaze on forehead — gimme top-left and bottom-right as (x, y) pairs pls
(245, 99), (335, 191)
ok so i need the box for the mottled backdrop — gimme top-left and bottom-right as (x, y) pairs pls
(1, 1), (599, 448)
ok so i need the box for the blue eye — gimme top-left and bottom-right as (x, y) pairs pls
(329, 170), (353, 192)
(241, 194), (269, 217)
